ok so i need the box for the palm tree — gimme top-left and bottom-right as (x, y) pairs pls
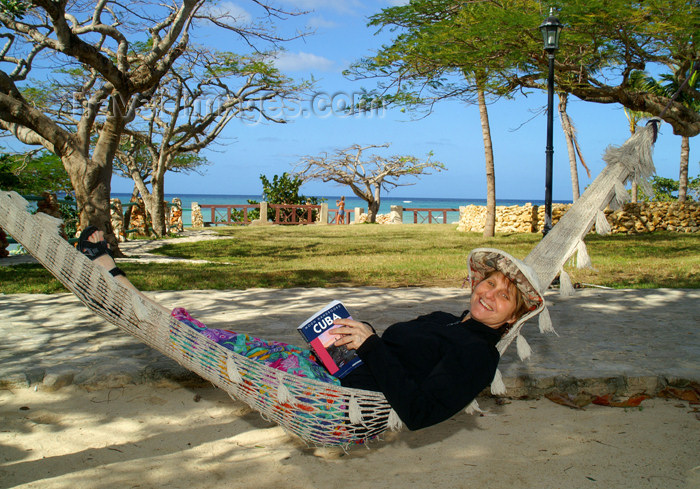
(623, 108), (652, 202)
(558, 93), (591, 201)
(475, 73), (497, 237)
(632, 68), (699, 202)
(658, 71), (699, 202)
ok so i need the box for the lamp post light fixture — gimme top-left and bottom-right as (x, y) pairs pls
(539, 8), (563, 236)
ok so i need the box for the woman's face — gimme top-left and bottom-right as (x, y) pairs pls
(469, 271), (519, 329)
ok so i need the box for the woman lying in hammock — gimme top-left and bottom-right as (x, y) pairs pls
(79, 227), (545, 431)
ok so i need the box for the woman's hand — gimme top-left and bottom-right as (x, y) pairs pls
(332, 318), (375, 351)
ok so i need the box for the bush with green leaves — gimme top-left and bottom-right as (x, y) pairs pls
(246, 173), (324, 222)
(0, 149), (73, 195)
(59, 196), (79, 237)
(635, 176), (700, 202)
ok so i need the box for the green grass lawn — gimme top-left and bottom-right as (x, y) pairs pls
(1, 225), (698, 293)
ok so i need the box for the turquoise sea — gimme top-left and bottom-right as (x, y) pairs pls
(112, 193), (571, 226)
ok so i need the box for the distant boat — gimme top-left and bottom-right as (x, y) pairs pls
(403, 200), (412, 203)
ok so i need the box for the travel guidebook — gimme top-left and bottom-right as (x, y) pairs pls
(297, 300), (363, 379)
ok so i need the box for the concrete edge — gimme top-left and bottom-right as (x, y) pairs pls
(2, 366), (697, 400)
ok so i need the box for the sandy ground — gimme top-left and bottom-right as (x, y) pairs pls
(2, 234), (698, 488)
(1, 384), (698, 489)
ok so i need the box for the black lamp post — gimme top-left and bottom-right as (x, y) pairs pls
(539, 8), (563, 236)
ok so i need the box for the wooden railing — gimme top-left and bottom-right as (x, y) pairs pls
(199, 204), (259, 226)
(269, 204), (320, 224)
(329, 208), (353, 225)
(196, 203), (460, 226)
(403, 208), (460, 224)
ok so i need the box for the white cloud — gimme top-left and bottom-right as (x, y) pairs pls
(386, 0), (411, 5)
(274, 51), (335, 72)
(307, 16), (338, 29)
(203, 2), (253, 24)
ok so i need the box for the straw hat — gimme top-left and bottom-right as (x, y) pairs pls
(468, 248), (544, 314)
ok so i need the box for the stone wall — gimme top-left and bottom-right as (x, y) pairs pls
(357, 208), (403, 224)
(110, 198), (185, 238)
(457, 204), (540, 233)
(457, 202), (699, 234)
(604, 202), (699, 234)
(191, 202), (204, 228)
(128, 197), (151, 237)
(110, 198), (126, 241)
(168, 198), (184, 233)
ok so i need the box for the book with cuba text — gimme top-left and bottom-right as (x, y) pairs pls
(297, 300), (363, 378)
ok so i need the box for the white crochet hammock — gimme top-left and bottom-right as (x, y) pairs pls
(0, 120), (659, 448)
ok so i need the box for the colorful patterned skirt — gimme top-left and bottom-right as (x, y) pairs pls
(171, 307), (340, 386)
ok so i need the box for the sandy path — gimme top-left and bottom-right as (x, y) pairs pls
(1, 384), (698, 489)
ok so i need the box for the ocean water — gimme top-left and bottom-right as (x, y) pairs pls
(111, 193), (570, 226)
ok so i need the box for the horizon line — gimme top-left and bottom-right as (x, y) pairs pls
(109, 191), (573, 203)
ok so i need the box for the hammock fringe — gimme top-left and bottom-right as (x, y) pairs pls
(538, 307), (557, 335)
(276, 372), (294, 404)
(464, 399), (482, 415)
(576, 240), (592, 270)
(348, 394), (364, 426)
(387, 408), (403, 431)
(596, 210), (611, 235)
(559, 269), (575, 297)
(490, 369), (506, 395)
(613, 181), (629, 210)
(226, 355), (243, 384)
(516, 334), (531, 361)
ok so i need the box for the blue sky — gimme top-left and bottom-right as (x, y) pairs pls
(109, 0), (698, 201)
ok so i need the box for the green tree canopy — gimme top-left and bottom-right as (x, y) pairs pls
(349, 0), (699, 137)
(647, 175), (700, 201)
(0, 149), (72, 195)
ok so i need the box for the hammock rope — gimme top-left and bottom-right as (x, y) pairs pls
(0, 120), (659, 447)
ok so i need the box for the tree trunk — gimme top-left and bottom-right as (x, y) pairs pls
(148, 154), (170, 236)
(69, 106), (126, 255)
(124, 155), (168, 237)
(148, 173), (167, 237)
(137, 169), (167, 237)
(64, 151), (123, 256)
(558, 93), (580, 201)
(477, 86), (496, 237)
(365, 185), (382, 223)
(628, 119), (638, 202)
(366, 200), (380, 223)
(123, 185), (140, 231)
(678, 136), (689, 202)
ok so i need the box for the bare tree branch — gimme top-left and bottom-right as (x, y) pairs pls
(0, 0), (307, 247)
(295, 144), (444, 222)
(110, 49), (306, 235)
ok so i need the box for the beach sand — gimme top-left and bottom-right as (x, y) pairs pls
(1, 234), (698, 488)
(1, 383), (698, 489)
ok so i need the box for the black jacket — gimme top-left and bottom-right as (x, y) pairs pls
(340, 311), (501, 431)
